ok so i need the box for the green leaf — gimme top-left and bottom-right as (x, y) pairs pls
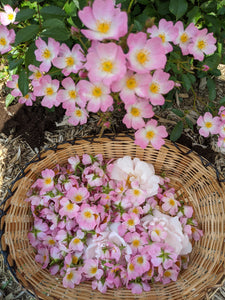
(9, 58), (23, 70)
(43, 18), (66, 29)
(207, 78), (216, 101)
(42, 19), (70, 41)
(5, 94), (15, 108)
(169, 0), (188, 19)
(18, 69), (29, 97)
(204, 53), (221, 70)
(15, 8), (36, 22)
(73, 0), (80, 9)
(171, 109), (184, 117)
(181, 74), (192, 91)
(133, 20), (143, 31)
(155, 0), (170, 15)
(219, 96), (225, 105)
(187, 6), (201, 24)
(185, 117), (193, 130)
(40, 5), (66, 20)
(170, 121), (183, 142)
(15, 25), (40, 45)
(25, 42), (38, 69)
(64, 1), (77, 16)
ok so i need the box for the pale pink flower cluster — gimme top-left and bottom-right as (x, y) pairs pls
(3, 0), (217, 150)
(26, 155), (203, 294)
(197, 110), (225, 149)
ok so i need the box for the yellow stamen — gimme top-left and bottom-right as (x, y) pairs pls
(97, 21), (111, 34)
(146, 130), (155, 140)
(126, 77), (137, 90)
(197, 40), (206, 50)
(66, 202), (74, 211)
(43, 255), (47, 261)
(132, 239), (140, 247)
(137, 256), (143, 264)
(0, 37), (7, 46)
(180, 33), (188, 43)
(73, 238), (80, 244)
(102, 60), (113, 73)
(69, 90), (77, 99)
(49, 239), (55, 245)
(44, 177), (52, 185)
(169, 198), (175, 206)
(154, 229), (161, 236)
(129, 263), (134, 271)
(147, 269), (152, 277)
(90, 266), (97, 274)
(130, 107), (140, 117)
(65, 56), (75, 67)
(164, 270), (171, 277)
(75, 109), (82, 117)
(127, 219), (135, 226)
(35, 71), (42, 79)
(132, 207), (139, 214)
(84, 211), (92, 218)
(158, 33), (166, 43)
(24, 94), (30, 100)
(150, 82), (160, 94)
(136, 50), (149, 65)
(133, 189), (140, 196)
(42, 48), (51, 59)
(75, 194), (82, 202)
(205, 121), (212, 128)
(72, 256), (78, 264)
(8, 13), (14, 21)
(92, 86), (102, 98)
(66, 272), (74, 280)
(45, 87), (54, 96)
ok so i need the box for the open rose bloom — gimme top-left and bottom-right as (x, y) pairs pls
(27, 154), (203, 294)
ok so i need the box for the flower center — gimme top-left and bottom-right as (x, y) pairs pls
(205, 121), (212, 128)
(126, 77), (137, 90)
(92, 86), (102, 98)
(8, 13), (14, 21)
(84, 211), (92, 218)
(66, 272), (74, 280)
(44, 177), (52, 185)
(42, 48), (51, 59)
(136, 49), (149, 65)
(102, 60), (113, 73)
(69, 90), (77, 99)
(72, 256), (78, 264)
(132, 207), (139, 214)
(147, 269), (152, 276)
(130, 107), (140, 117)
(132, 239), (140, 247)
(129, 263), (134, 271)
(65, 56), (75, 67)
(0, 38), (7, 46)
(75, 109), (82, 117)
(90, 266), (97, 274)
(146, 130), (155, 140)
(169, 199), (175, 206)
(133, 189), (140, 196)
(24, 94), (30, 100)
(73, 238), (80, 244)
(75, 194), (82, 202)
(180, 32), (188, 43)
(45, 87), (54, 96)
(164, 270), (171, 277)
(66, 202), (74, 211)
(197, 40), (206, 50)
(97, 21), (111, 34)
(137, 256), (144, 264)
(35, 71), (42, 79)
(158, 33), (166, 43)
(49, 239), (55, 245)
(43, 255), (47, 261)
(155, 229), (161, 236)
(127, 219), (135, 226)
(150, 82), (160, 94)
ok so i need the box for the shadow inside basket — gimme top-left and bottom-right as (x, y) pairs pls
(1, 135), (225, 300)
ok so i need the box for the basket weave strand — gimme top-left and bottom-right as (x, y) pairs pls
(1, 135), (225, 300)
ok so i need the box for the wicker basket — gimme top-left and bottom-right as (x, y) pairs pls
(1, 135), (225, 300)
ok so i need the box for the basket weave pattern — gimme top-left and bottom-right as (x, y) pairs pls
(1, 135), (225, 300)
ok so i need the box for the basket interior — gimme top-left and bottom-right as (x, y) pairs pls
(1, 136), (225, 300)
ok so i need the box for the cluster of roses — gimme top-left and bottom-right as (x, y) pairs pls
(1, 0), (217, 150)
(26, 154), (203, 294)
(197, 108), (225, 149)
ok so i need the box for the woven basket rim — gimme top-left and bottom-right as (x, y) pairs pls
(1, 134), (225, 300)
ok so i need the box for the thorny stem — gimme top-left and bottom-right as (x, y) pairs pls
(37, 3), (42, 29)
(78, 36), (88, 52)
(155, 115), (177, 125)
(128, 0), (135, 14)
